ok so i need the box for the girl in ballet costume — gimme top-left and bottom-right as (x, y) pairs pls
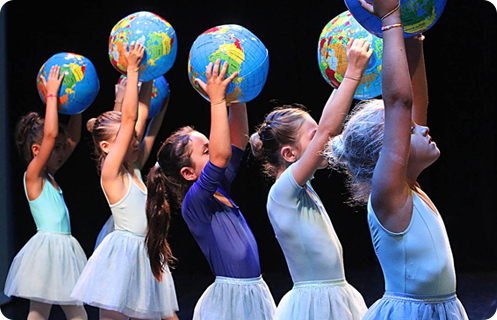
(249, 38), (371, 320)
(70, 42), (178, 320)
(4, 65), (88, 320)
(93, 73), (170, 250)
(145, 59), (276, 320)
(325, 0), (469, 318)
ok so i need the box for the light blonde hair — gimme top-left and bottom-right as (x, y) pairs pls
(324, 99), (385, 205)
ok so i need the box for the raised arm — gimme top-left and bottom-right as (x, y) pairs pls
(195, 59), (239, 168)
(229, 102), (248, 150)
(101, 42), (144, 186)
(292, 38), (372, 186)
(406, 36), (428, 126)
(25, 66), (64, 198)
(360, 0), (414, 231)
(135, 93), (170, 170)
(57, 113), (81, 169)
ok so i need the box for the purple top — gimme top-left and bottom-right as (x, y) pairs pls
(182, 146), (261, 278)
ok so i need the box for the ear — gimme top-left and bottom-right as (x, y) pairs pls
(281, 145), (297, 164)
(180, 166), (197, 182)
(99, 140), (111, 155)
(31, 144), (41, 158)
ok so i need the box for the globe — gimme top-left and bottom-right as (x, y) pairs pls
(117, 75), (169, 119)
(188, 24), (269, 104)
(345, 0), (447, 38)
(36, 52), (99, 114)
(318, 11), (383, 99)
(109, 11), (177, 82)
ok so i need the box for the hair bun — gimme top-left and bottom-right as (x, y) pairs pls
(86, 118), (97, 132)
(249, 131), (264, 157)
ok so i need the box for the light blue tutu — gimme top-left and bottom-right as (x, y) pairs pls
(363, 292), (469, 320)
(4, 230), (87, 306)
(193, 275), (276, 320)
(71, 230), (178, 319)
(275, 279), (367, 320)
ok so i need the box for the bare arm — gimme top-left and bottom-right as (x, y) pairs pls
(195, 59), (239, 168)
(360, 0), (414, 232)
(59, 113), (81, 167)
(406, 36), (428, 126)
(25, 66), (64, 198)
(135, 94), (169, 170)
(101, 42), (144, 193)
(292, 39), (373, 186)
(229, 102), (248, 150)
(136, 80), (152, 142)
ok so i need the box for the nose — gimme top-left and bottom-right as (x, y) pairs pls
(421, 126), (429, 136)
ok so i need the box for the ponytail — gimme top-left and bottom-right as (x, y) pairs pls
(145, 164), (176, 281)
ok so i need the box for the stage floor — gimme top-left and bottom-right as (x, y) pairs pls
(2, 270), (496, 319)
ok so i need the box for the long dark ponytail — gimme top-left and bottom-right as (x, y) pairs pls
(145, 126), (195, 281)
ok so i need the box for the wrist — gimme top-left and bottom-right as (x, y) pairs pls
(382, 13), (401, 26)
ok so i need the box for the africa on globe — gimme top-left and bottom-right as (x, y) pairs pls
(109, 11), (177, 82)
(318, 11), (383, 99)
(188, 24), (269, 105)
(36, 52), (100, 115)
(345, 0), (447, 38)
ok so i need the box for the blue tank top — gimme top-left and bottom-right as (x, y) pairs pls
(367, 191), (456, 296)
(101, 169), (148, 236)
(267, 166), (345, 283)
(23, 173), (71, 233)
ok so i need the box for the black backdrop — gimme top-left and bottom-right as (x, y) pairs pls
(3, 0), (496, 281)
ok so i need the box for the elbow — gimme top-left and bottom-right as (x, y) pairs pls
(210, 152), (232, 168)
(385, 91), (413, 111)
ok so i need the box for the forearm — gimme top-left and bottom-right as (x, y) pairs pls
(66, 113), (81, 145)
(406, 37), (428, 125)
(121, 71), (139, 123)
(228, 103), (248, 149)
(44, 96), (59, 139)
(210, 102), (232, 167)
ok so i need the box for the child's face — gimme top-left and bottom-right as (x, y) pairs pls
(187, 131), (210, 180)
(46, 134), (67, 171)
(409, 121), (440, 170)
(294, 113), (329, 169)
(124, 130), (140, 163)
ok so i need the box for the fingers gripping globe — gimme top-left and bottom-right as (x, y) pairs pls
(109, 11), (177, 82)
(188, 24), (269, 105)
(318, 11), (383, 99)
(36, 52), (99, 114)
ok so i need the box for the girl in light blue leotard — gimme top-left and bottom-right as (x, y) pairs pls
(325, 0), (468, 318)
(249, 38), (372, 320)
(4, 66), (88, 320)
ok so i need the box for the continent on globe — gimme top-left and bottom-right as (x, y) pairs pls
(109, 11), (177, 82)
(318, 11), (383, 99)
(36, 52), (99, 114)
(188, 24), (269, 105)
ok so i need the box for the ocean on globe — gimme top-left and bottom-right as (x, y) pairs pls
(36, 52), (99, 114)
(345, 0), (447, 38)
(318, 11), (383, 99)
(109, 11), (177, 82)
(188, 24), (269, 104)
(117, 75), (169, 119)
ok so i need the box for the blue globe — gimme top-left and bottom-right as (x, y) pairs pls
(109, 11), (177, 82)
(117, 75), (169, 119)
(36, 52), (99, 114)
(318, 11), (383, 99)
(188, 24), (269, 104)
(345, 0), (447, 38)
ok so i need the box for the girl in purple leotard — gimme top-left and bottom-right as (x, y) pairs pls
(145, 59), (276, 320)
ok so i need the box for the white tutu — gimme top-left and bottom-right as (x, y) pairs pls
(71, 230), (178, 319)
(275, 279), (367, 320)
(363, 292), (469, 320)
(93, 215), (114, 251)
(193, 275), (276, 320)
(4, 231), (87, 306)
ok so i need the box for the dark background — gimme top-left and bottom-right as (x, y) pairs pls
(1, 0), (497, 317)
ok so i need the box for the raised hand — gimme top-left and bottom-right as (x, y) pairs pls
(124, 41), (145, 72)
(358, 0), (401, 21)
(195, 59), (239, 104)
(40, 65), (65, 97)
(345, 38), (373, 80)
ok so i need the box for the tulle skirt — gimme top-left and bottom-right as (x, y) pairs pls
(93, 215), (114, 251)
(4, 230), (87, 306)
(363, 292), (469, 320)
(71, 230), (179, 319)
(193, 275), (276, 320)
(275, 279), (367, 320)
